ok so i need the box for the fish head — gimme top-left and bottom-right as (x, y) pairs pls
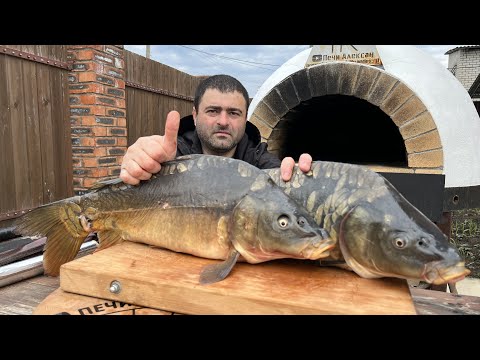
(339, 185), (470, 284)
(231, 184), (335, 263)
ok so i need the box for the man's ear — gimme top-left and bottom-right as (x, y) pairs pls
(192, 107), (197, 125)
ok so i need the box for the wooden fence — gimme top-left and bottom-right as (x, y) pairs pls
(0, 45), (72, 220)
(125, 51), (203, 145)
(0, 46), (202, 220)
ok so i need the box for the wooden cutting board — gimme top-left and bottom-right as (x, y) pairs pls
(50, 241), (416, 315)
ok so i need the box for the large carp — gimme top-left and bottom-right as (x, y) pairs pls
(265, 161), (470, 285)
(3, 155), (334, 284)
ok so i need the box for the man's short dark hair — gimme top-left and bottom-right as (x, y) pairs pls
(194, 74), (250, 112)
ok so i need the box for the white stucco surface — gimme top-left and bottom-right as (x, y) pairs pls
(377, 46), (480, 188)
(248, 46), (480, 188)
(248, 49), (310, 120)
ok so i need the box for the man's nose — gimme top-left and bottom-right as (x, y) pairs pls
(217, 111), (229, 126)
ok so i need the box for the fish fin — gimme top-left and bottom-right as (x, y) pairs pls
(199, 249), (240, 285)
(43, 228), (85, 276)
(89, 177), (124, 192)
(95, 230), (124, 252)
(12, 202), (89, 276)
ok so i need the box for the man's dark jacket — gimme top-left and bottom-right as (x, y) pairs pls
(176, 115), (281, 169)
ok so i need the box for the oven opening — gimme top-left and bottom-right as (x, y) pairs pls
(272, 94), (407, 167)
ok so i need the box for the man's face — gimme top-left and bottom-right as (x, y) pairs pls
(193, 88), (247, 156)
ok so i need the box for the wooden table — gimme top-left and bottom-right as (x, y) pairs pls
(410, 287), (480, 315)
(1, 273), (480, 315)
(0, 275), (59, 315)
(1, 242), (479, 315)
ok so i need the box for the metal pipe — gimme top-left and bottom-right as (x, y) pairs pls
(0, 240), (98, 288)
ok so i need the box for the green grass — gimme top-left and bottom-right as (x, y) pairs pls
(450, 208), (480, 278)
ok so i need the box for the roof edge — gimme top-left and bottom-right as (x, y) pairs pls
(445, 45), (480, 55)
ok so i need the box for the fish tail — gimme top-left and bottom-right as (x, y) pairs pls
(13, 201), (89, 276)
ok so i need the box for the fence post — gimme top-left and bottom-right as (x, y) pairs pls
(67, 45), (127, 195)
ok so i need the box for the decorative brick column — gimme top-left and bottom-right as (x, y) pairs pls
(67, 45), (127, 195)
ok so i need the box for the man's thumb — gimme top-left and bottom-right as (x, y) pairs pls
(164, 110), (180, 151)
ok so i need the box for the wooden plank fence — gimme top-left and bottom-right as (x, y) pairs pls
(0, 45), (72, 220)
(0, 46), (204, 220)
(125, 50), (203, 145)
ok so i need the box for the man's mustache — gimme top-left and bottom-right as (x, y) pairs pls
(213, 125), (230, 133)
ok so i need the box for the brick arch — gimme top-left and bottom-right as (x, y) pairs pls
(249, 62), (443, 173)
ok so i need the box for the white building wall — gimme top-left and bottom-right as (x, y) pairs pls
(450, 48), (480, 90)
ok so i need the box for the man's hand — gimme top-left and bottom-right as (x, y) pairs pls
(280, 153), (313, 182)
(120, 111), (180, 185)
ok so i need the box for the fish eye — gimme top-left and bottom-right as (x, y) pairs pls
(297, 217), (306, 227)
(278, 215), (290, 228)
(394, 238), (406, 249)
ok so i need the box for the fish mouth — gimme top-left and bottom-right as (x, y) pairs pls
(244, 238), (336, 263)
(423, 261), (471, 285)
(301, 238), (336, 260)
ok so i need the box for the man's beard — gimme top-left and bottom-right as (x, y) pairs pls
(197, 125), (239, 155)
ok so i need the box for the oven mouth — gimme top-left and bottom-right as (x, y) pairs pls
(250, 62), (443, 172)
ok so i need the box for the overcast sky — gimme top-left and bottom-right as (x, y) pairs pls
(124, 45), (461, 97)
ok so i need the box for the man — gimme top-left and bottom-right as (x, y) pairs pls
(120, 75), (312, 185)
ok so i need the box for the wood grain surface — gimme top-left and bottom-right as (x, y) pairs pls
(58, 241), (417, 315)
